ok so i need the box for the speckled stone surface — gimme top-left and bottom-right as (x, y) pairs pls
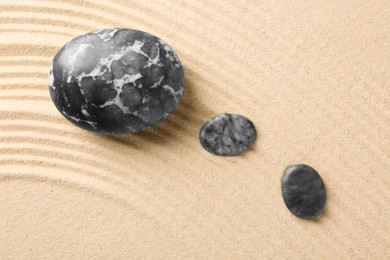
(199, 114), (256, 156)
(49, 28), (184, 134)
(282, 164), (326, 220)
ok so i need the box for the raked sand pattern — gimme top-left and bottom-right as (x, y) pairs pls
(0, 0), (389, 258)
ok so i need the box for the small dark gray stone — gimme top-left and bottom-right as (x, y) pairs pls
(199, 113), (256, 156)
(281, 164), (326, 220)
(49, 28), (184, 134)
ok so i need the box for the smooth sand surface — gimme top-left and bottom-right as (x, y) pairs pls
(0, 0), (389, 258)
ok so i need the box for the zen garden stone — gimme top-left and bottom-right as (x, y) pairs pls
(49, 28), (184, 134)
(281, 164), (326, 220)
(199, 113), (257, 156)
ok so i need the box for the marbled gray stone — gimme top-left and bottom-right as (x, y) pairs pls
(199, 113), (256, 156)
(282, 164), (326, 220)
(49, 28), (184, 134)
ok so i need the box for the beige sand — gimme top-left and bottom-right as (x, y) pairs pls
(0, 0), (389, 258)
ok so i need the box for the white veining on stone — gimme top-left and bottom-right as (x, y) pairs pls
(48, 65), (55, 90)
(100, 73), (143, 114)
(66, 44), (94, 82)
(145, 43), (162, 68)
(150, 76), (164, 89)
(162, 84), (182, 102)
(158, 39), (180, 66)
(62, 110), (97, 129)
(81, 107), (90, 116)
(96, 28), (120, 42)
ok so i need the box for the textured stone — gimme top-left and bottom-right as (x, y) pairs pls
(282, 164), (326, 220)
(49, 28), (184, 134)
(199, 114), (256, 156)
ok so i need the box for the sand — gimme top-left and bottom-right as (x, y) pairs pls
(0, 0), (389, 258)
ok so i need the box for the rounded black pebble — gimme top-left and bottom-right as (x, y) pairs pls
(49, 28), (184, 134)
(281, 164), (326, 220)
(199, 113), (256, 156)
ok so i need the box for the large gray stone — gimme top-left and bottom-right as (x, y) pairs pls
(49, 28), (184, 134)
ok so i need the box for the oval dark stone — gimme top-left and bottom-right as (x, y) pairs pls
(281, 164), (326, 220)
(49, 28), (184, 134)
(199, 113), (256, 156)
